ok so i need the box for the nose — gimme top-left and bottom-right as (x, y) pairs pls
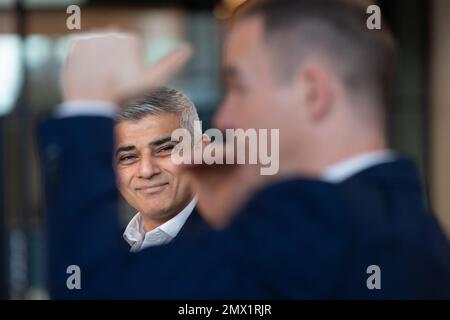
(213, 96), (236, 131)
(137, 156), (160, 179)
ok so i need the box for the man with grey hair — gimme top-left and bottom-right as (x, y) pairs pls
(114, 87), (207, 252)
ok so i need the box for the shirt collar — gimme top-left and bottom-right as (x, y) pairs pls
(321, 150), (396, 183)
(158, 197), (197, 238)
(123, 197), (197, 251)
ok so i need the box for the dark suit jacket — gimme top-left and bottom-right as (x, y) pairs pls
(176, 208), (209, 241)
(37, 116), (450, 299)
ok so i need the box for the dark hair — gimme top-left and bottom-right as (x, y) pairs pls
(237, 0), (397, 113)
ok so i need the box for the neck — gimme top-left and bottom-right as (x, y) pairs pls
(141, 214), (175, 233)
(281, 129), (387, 180)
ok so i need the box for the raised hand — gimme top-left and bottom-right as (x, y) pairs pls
(63, 32), (192, 103)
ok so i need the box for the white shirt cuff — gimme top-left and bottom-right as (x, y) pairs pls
(54, 100), (118, 119)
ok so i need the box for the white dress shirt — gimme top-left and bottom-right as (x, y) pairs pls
(321, 150), (396, 184)
(123, 197), (197, 252)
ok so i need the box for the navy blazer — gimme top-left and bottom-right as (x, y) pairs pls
(37, 116), (450, 299)
(176, 208), (210, 241)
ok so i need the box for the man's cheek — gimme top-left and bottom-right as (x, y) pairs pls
(115, 175), (127, 194)
(117, 168), (133, 186)
(161, 157), (179, 173)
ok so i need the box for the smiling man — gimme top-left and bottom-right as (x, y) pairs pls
(114, 87), (206, 251)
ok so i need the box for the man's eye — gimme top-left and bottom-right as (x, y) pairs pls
(158, 145), (175, 153)
(119, 155), (137, 163)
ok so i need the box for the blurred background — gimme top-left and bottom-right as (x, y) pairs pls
(0, 0), (449, 299)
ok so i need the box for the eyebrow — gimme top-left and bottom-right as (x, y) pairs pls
(150, 136), (174, 146)
(115, 136), (175, 158)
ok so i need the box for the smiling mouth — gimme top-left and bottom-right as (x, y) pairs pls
(136, 183), (169, 194)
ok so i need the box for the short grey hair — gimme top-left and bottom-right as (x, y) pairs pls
(115, 87), (200, 138)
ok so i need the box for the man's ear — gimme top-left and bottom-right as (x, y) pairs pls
(296, 63), (334, 122)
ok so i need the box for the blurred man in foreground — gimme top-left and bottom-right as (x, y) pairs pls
(38, 0), (450, 298)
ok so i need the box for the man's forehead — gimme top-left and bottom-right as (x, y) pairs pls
(225, 16), (266, 61)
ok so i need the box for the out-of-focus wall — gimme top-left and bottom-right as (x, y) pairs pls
(430, 0), (450, 237)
